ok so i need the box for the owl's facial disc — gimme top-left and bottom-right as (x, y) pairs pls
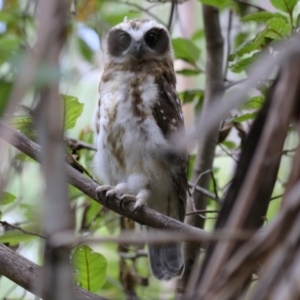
(106, 19), (172, 62)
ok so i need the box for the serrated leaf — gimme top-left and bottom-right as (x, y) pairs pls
(0, 192), (17, 205)
(232, 36), (263, 58)
(176, 69), (201, 76)
(265, 18), (291, 39)
(231, 17), (289, 59)
(172, 38), (200, 64)
(72, 245), (107, 292)
(62, 94), (84, 130)
(270, 0), (297, 13)
(198, 0), (230, 8)
(10, 115), (33, 138)
(0, 229), (35, 246)
(234, 113), (257, 122)
(241, 12), (288, 23)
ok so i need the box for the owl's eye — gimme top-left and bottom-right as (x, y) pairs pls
(145, 32), (158, 48)
(119, 34), (131, 49)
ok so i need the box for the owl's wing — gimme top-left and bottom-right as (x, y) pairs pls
(152, 74), (187, 221)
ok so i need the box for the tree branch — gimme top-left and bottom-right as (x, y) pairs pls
(177, 4), (224, 294)
(0, 122), (210, 244)
(0, 243), (105, 300)
(33, 0), (75, 299)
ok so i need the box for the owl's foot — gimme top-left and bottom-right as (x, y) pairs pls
(120, 194), (137, 212)
(96, 185), (116, 207)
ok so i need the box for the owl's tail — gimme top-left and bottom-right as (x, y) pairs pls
(148, 229), (184, 280)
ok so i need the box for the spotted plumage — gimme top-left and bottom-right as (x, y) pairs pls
(93, 18), (187, 280)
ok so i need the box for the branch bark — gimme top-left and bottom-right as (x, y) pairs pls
(193, 50), (300, 300)
(34, 1), (74, 299)
(177, 4), (224, 294)
(0, 243), (105, 300)
(0, 121), (210, 243)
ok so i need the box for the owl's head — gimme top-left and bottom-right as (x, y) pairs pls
(105, 19), (173, 64)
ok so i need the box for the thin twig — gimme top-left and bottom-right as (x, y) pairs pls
(218, 142), (238, 163)
(186, 209), (219, 216)
(188, 182), (216, 200)
(209, 170), (220, 202)
(0, 221), (44, 239)
(167, 1), (176, 31)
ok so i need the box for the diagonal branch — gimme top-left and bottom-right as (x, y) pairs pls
(0, 121), (210, 244)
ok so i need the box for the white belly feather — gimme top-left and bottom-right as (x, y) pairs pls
(93, 71), (178, 216)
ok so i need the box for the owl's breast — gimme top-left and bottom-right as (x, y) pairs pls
(95, 71), (169, 182)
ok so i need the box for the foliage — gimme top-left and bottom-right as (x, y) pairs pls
(0, 0), (298, 299)
(72, 245), (107, 292)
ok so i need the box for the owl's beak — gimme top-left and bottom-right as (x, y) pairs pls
(130, 42), (144, 60)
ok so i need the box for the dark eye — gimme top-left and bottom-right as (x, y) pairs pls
(119, 34), (131, 49)
(145, 32), (158, 47)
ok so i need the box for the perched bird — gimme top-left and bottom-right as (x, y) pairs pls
(93, 18), (187, 280)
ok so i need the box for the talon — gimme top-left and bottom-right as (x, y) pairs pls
(132, 205), (142, 214)
(120, 194), (136, 211)
(96, 185), (114, 207)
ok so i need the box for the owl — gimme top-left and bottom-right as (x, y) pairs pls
(93, 18), (187, 280)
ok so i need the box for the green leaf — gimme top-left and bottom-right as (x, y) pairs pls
(176, 69), (201, 76)
(104, 11), (140, 26)
(78, 37), (94, 63)
(0, 35), (20, 64)
(10, 115), (33, 137)
(191, 29), (204, 41)
(230, 52), (261, 73)
(0, 81), (12, 116)
(232, 36), (263, 58)
(264, 18), (291, 39)
(222, 140), (236, 149)
(172, 38), (200, 64)
(179, 89), (204, 105)
(296, 12), (300, 27)
(0, 192), (17, 205)
(242, 96), (265, 109)
(198, 0), (231, 8)
(62, 94), (84, 130)
(234, 32), (249, 50)
(270, 0), (297, 13)
(72, 245), (107, 292)
(241, 12), (288, 23)
(231, 17), (290, 59)
(0, 229), (35, 246)
(233, 113), (257, 122)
